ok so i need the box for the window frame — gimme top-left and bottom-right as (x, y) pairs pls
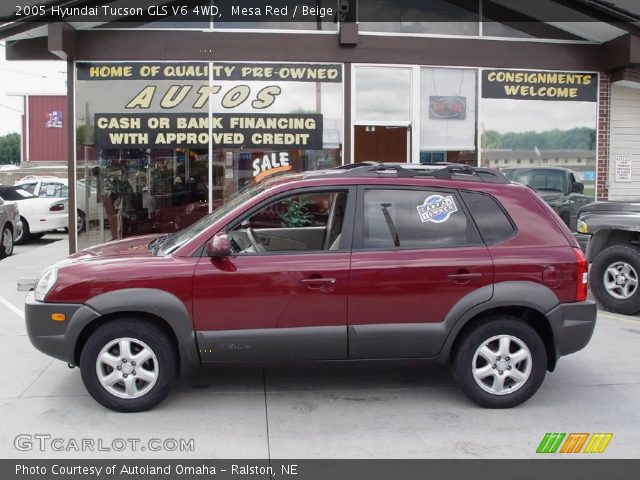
(221, 185), (357, 256)
(353, 185), (483, 252)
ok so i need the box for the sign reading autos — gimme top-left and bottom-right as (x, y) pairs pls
(482, 70), (597, 102)
(77, 62), (341, 149)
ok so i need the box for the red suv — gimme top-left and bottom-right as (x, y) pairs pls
(25, 163), (596, 412)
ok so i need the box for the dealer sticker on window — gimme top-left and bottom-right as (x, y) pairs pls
(417, 194), (458, 223)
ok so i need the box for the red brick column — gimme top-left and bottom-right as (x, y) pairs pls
(597, 73), (611, 201)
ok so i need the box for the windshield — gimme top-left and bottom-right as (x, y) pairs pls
(503, 169), (566, 192)
(0, 187), (37, 201)
(160, 182), (266, 255)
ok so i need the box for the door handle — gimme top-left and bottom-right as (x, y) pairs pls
(300, 278), (337, 289)
(447, 272), (482, 284)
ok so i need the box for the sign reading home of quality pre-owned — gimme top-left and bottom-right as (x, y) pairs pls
(482, 70), (598, 102)
(94, 113), (323, 149)
(77, 62), (343, 83)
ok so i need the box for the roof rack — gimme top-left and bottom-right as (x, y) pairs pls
(333, 162), (511, 184)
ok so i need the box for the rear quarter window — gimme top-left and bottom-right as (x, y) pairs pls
(461, 191), (516, 244)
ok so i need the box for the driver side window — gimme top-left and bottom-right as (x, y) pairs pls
(229, 190), (349, 254)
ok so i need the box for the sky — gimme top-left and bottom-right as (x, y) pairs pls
(0, 42), (66, 136)
(481, 98), (597, 133)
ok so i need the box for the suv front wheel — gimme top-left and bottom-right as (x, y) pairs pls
(80, 318), (177, 412)
(452, 317), (547, 408)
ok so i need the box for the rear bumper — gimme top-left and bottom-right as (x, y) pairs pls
(546, 300), (597, 368)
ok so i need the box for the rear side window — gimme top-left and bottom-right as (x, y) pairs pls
(461, 191), (515, 244)
(361, 188), (480, 249)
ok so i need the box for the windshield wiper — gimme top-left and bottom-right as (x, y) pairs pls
(149, 234), (169, 255)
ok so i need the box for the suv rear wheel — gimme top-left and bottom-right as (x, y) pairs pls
(591, 245), (640, 315)
(80, 319), (177, 412)
(452, 317), (547, 408)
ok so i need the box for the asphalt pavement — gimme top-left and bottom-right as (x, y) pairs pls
(0, 235), (638, 459)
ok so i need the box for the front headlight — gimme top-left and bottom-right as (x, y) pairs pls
(577, 219), (588, 234)
(34, 268), (58, 302)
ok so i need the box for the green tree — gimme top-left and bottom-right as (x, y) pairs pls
(484, 127), (596, 151)
(0, 132), (20, 165)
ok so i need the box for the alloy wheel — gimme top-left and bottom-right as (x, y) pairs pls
(472, 334), (532, 395)
(95, 337), (159, 399)
(2, 227), (13, 256)
(603, 261), (638, 300)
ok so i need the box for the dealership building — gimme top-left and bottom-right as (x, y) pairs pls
(1, 0), (640, 252)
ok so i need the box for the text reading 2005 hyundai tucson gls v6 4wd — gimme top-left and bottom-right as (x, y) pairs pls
(25, 164), (596, 412)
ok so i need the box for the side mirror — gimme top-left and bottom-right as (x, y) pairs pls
(571, 181), (584, 194)
(207, 233), (231, 258)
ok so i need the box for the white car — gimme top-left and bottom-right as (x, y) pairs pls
(14, 176), (98, 233)
(0, 185), (68, 244)
(0, 164), (20, 172)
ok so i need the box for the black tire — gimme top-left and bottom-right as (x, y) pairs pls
(0, 224), (13, 258)
(79, 318), (177, 412)
(452, 317), (547, 408)
(14, 217), (30, 245)
(77, 209), (86, 234)
(30, 233), (45, 240)
(591, 245), (640, 315)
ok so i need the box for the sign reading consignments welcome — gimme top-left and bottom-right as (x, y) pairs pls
(482, 70), (598, 102)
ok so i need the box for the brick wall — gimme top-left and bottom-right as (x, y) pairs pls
(597, 74), (611, 201)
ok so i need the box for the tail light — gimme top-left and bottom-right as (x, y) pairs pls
(49, 203), (65, 212)
(573, 247), (589, 302)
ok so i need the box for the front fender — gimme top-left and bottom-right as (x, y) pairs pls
(82, 288), (200, 370)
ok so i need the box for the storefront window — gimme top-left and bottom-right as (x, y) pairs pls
(481, 1), (589, 40)
(420, 68), (477, 164)
(480, 69), (598, 199)
(213, 0), (338, 30)
(354, 66), (412, 162)
(355, 67), (412, 122)
(76, 61), (343, 249)
(358, 0), (479, 36)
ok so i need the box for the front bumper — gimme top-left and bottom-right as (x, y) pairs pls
(14, 220), (23, 241)
(574, 232), (591, 253)
(25, 292), (100, 365)
(546, 300), (597, 368)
